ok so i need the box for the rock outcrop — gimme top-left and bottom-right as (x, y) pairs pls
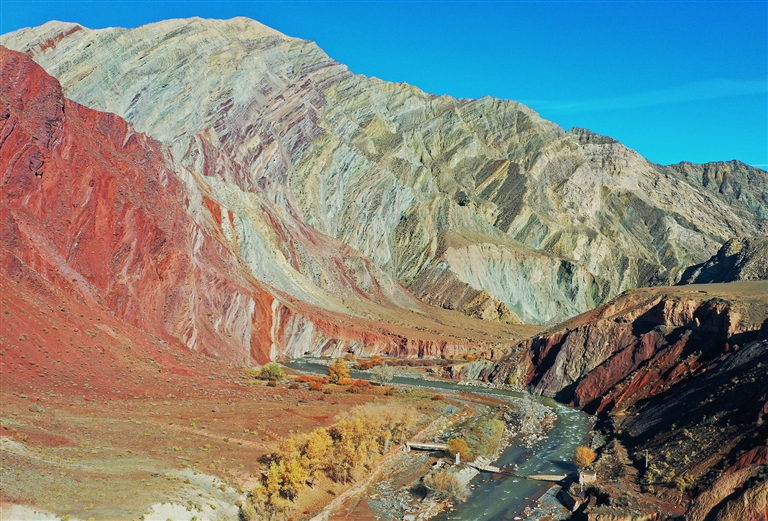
(489, 282), (767, 410)
(679, 236), (768, 283)
(488, 281), (767, 520)
(3, 19), (767, 326)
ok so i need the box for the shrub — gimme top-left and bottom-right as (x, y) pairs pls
(337, 378), (355, 386)
(346, 379), (371, 393)
(266, 380), (278, 387)
(432, 394), (445, 401)
(463, 418), (505, 458)
(354, 357), (383, 370)
(371, 364), (395, 383)
(259, 363), (286, 381)
(675, 473), (694, 491)
(288, 383), (300, 390)
(384, 386), (396, 396)
(422, 469), (469, 502)
(574, 446), (597, 468)
(308, 381), (324, 392)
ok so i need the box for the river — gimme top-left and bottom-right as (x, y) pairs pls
(286, 360), (591, 521)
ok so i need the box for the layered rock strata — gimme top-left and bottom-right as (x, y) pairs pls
(488, 281), (767, 520)
(4, 19), (767, 326)
(0, 47), (536, 366)
(489, 282), (767, 410)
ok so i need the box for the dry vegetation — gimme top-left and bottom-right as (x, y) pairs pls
(0, 351), (442, 521)
(241, 403), (420, 520)
(422, 469), (469, 502)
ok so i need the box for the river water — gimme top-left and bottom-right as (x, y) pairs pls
(285, 360), (591, 521)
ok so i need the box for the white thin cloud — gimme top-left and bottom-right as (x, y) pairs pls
(523, 78), (767, 114)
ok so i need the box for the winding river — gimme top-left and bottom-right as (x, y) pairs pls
(286, 360), (591, 521)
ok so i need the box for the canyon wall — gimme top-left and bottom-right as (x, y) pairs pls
(487, 281), (767, 521)
(489, 282), (767, 410)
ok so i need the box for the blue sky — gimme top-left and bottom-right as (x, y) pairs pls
(2, 0), (766, 167)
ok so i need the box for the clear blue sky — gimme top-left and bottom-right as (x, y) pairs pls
(2, 0), (766, 167)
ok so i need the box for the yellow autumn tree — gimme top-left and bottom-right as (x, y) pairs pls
(328, 358), (350, 383)
(281, 456), (309, 499)
(446, 438), (471, 460)
(305, 427), (334, 479)
(574, 446), (597, 468)
(265, 460), (286, 505)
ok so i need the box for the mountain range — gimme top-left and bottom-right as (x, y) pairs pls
(1, 17), (767, 521)
(3, 19), (767, 356)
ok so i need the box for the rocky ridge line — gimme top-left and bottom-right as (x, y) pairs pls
(679, 236), (768, 284)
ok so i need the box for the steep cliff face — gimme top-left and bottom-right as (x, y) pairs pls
(489, 282), (767, 520)
(4, 19), (766, 326)
(1, 47), (534, 367)
(680, 236), (768, 283)
(623, 337), (768, 521)
(490, 282), (767, 410)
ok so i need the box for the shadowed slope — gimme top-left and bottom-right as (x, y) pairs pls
(488, 281), (767, 520)
(680, 236), (768, 283)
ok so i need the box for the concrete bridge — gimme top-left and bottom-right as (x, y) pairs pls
(526, 474), (569, 482)
(468, 462), (502, 473)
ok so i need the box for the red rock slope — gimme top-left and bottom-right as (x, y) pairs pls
(490, 282), (767, 411)
(489, 281), (767, 520)
(0, 46), (283, 365)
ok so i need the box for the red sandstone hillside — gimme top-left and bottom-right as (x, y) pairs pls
(489, 281), (768, 519)
(1, 45), (275, 367)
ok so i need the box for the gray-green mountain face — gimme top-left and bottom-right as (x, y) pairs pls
(680, 236), (768, 283)
(4, 18), (766, 329)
